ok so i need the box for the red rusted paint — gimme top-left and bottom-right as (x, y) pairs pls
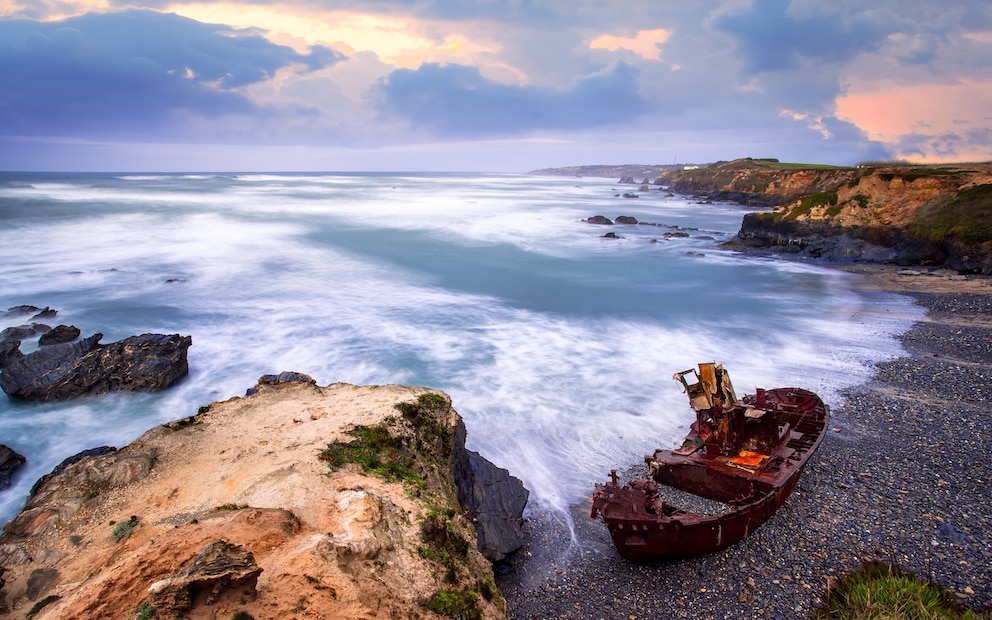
(591, 363), (828, 562)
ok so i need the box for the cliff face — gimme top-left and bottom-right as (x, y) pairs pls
(0, 380), (521, 619)
(661, 159), (992, 274)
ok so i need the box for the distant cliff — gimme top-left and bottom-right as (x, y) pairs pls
(530, 163), (676, 182)
(537, 158), (992, 274)
(663, 159), (992, 273)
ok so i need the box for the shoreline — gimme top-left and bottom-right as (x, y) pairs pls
(498, 264), (992, 619)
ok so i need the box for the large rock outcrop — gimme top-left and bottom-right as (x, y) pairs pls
(0, 332), (191, 401)
(450, 427), (529, 563)
(0, 380), (521, 619)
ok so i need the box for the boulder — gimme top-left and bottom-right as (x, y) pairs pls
(584, 215), (613, 225)
(246, 371), (316, 395)
(615, 216), (639, 225)
(0, 333), (191, 401)
(0, 444), (26, 491)
(38, 325), (81, 346)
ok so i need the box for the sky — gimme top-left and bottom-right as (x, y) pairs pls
(0, 0), (990, 171)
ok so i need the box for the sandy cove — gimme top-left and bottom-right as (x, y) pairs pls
(0, 381), (505, 619)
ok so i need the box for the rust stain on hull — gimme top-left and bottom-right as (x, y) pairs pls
(591, 362), (829, 562)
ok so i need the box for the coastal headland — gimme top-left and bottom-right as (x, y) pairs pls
(0, 379), (524, 619)
(535, 158), (992, 275)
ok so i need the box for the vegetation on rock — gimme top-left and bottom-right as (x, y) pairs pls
(812, 561), (986, 620)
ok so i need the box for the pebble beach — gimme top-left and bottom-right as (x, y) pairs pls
(499, 265), (992, 619)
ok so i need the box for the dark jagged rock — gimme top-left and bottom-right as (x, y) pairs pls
(31, 308), (57, 320)
(38, 325), (81, 346)
(615, 216), (638, 225)
(0, 324), (51, 343)
(584, 215), (613, 225)
(735, 213), (947, 266)
(450, 421), (529, 562)
(0, 340), (21, 369)
(0, 444), (26, 491)
(147, 540), (261, 613)
(0, 333), (191, 401)
(618, 176), (636, 184)
(2, 305), (40, 320)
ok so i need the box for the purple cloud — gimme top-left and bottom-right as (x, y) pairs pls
(377, 61), (649, 137)
(0, 10), (343, 140)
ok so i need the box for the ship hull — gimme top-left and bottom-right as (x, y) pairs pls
(592, 375), (828, 562)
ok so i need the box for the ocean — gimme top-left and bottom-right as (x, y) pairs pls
(0, 172), (922, 528)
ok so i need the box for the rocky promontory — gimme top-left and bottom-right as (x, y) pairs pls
(665, 159), (992, 273)
(535, 158), (992, 274)
(0, 378), (527, 619)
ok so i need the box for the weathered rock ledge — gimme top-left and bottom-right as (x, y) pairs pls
(0, 378), (526, 619)
(0, 306), (191, 401)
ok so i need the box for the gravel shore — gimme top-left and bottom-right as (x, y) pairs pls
(498, 267), (992, 619)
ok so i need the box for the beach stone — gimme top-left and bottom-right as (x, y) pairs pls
(0, 333), (191, 401)
(585, 215), (614, 225)
(616, 216), (638, 224)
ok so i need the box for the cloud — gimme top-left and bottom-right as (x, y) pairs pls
(589, 28), (672, 61)
(711, 0), (893, 74)
(376, 61), (649, 137)
(0, 9), (343, 140)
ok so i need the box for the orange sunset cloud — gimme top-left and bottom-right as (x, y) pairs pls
(837, 79), (992, 162)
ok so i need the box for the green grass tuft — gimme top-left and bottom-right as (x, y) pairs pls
(319, 420), (424, 487)
(136, 603), (156, 620)
(811, 561), (984, 620)
(112, 515), (139, 542)
(427, 589), (482, 620)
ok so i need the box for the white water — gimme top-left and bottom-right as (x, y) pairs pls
(0, 172), (923, 527)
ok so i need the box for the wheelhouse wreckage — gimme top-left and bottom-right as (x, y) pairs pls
(591, 362), (828, 562)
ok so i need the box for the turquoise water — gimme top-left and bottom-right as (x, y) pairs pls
(0, 172), (922, 526)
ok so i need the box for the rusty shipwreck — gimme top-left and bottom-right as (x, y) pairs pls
(590, 362), (828, 562)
